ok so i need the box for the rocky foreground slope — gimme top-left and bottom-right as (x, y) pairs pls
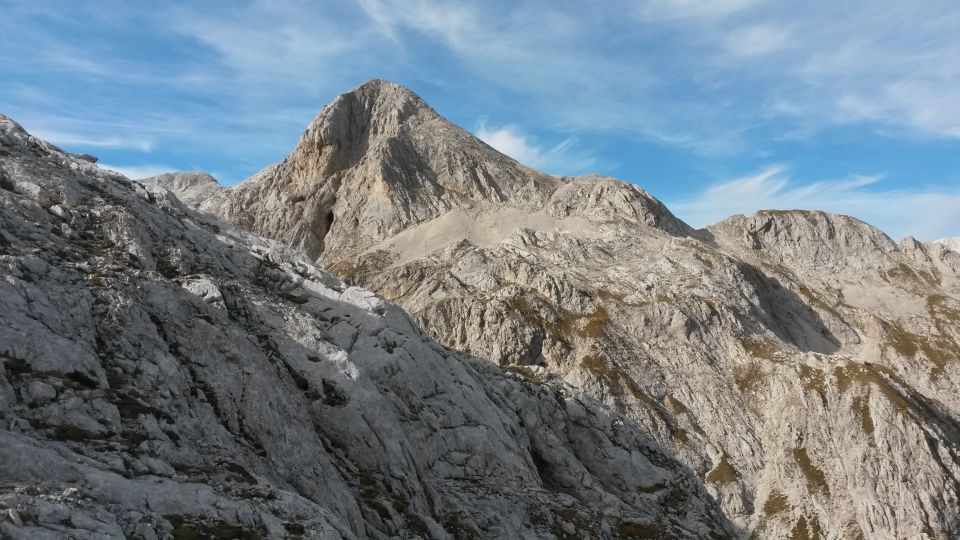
(154, 80), (960, 539)
(0, 113), (744, 538)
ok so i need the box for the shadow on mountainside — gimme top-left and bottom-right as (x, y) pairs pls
(736, 261), (842, 355)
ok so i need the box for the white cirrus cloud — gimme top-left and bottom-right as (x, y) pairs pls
(99, 163), (175, 180)
(636, 0), (764, 20)
(669, 165), (960, 241)
(723, 23), (792, 57)
(474, 123), (596, 175)
(31, 129), (154, 152)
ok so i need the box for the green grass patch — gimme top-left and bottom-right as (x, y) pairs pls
(579, 354), (643, 399)
(884, 262), (938, 290)
(798, 364), (826, 400)
(853, 396), (874, 436)
(740, 336), (780, 361)
(793, 448), (828, 495)
(733, 360), (766, 395)
(789, 515), (823, 540)
(672, 427), (689, 444)
(705, 453), (738, 485)
(664, 394), (689, 414)
(833, 363), (910, 412)
(763, 489), (790, 515)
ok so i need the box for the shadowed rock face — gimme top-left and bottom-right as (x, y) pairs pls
(0, 115), (735, 538)
(155, 80), (960, 539)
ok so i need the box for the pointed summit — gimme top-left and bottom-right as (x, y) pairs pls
(340, 78), (433, 114)
(345, 78), (428, 105)
(305, 79), (438, 146)
(285, 79), (445, 179)
(169, 80), (692, 264)
(196, 79), (568, 260)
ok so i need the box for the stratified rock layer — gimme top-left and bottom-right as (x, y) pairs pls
(162, 80), (960, 539)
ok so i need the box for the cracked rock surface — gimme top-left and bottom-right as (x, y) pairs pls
(161, 80), (960, 539)
(0, 114), (735, 538)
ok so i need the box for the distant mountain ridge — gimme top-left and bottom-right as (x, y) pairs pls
(934, 236), (960, 254)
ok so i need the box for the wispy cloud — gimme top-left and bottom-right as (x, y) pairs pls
(2, 0), (959, 233)
(7, 0), (960, 149)
(32, 129), (153, 152)
(709, 2), (960, 139)
(169, 3), (363, 84)
(670, 165), (960, 241)
(99, 163), (174, 180)
(635, 0), (764, 20)
(723, 24), (792, 57)
(475, 123), (595, 174)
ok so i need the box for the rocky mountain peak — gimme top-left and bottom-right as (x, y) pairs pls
(181, 80), (692, 266)
(285, 79), (441, 180)
(1, 114), (55, 155)
(142, 172), (222, 207)
(707, 209), (899, 275)
(315, 78), (437, 136)
(934, 236), (960, 254)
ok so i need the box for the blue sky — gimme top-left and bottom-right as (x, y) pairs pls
(2, 0), (960, 240)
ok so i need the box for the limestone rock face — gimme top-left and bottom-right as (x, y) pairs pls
(933, 237), (960, 255)
(0, 115), (737, 538)
(165, 79), (692, 264)
(142, 172), (224, 207)
(161, 81), (960, 539)
(706, 210), (899, 277)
